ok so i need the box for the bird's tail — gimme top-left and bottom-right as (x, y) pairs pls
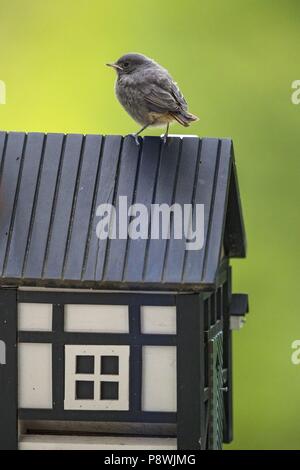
(171, 111), (199, 127)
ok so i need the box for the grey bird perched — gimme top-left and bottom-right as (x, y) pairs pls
(106, 53), (198, 145)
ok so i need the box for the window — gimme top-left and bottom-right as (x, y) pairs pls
(17, 294), (177, 424)
(64, 345), (130, 410)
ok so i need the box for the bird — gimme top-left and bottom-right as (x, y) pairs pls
(106, 53), (198, 145)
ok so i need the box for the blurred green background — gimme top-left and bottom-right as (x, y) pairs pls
(0, 0), (300, 450)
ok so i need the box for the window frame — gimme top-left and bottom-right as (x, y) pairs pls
(17, 291), (177, 424)
(64, 344), (130, 410)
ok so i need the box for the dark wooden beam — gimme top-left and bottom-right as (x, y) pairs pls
(0, 287), (18, 449)
(176, 293), (205, 450)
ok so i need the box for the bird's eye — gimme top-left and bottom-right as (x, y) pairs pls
(123, 62), (129, 68)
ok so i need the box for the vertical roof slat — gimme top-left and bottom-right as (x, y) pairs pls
(23, 134), (65, 279)
(43, 134), (84, 279)
(103, 136), (141, 282)
(203, 139), (232, 284)
(182, 138), (220, 284)
(124, 136), (162, 283)
(143, 138), (182, 283)
(5, 133), (45, 278)
(163, 137), (201, 283)
(83, 135), (123, 282)
(63, 135), (103, 280)
(0, 132), (26, 274)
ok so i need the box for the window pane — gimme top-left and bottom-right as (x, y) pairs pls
(76, 356), (94, 374)
(101, 382), (119, 400)
(76, 381), (94, 400)
(101, 356), (119, 375)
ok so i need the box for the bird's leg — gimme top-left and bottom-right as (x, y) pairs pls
(131, 124), (149, 145)
(163, 123), (170, 144)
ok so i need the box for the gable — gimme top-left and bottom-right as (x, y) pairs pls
(224, 159), (247, 259)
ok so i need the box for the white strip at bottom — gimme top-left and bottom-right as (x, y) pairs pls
(19, 434), (177, 450)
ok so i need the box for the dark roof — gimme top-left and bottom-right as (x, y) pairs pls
(0, 132), (246, 291)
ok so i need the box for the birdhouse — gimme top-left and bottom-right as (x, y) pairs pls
(0, 132), (248, 450)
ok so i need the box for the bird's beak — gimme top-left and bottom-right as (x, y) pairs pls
(106, 63), (123, 71)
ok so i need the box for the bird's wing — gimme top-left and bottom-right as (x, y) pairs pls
(140, 74), (188, 114)
(170, 81), (188, 109)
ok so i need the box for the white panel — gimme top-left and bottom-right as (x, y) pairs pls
(142, 346), (177, 412)
(64, 345), (130, 410)
(19, 435), (177, 450)
(230, 316), (246, 330)
(64, 305), (129, 333)
(141, 306), (176, 334)
(18, 303), (52, 331)
(19, 343), (52, 409)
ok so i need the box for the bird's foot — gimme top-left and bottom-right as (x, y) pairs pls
(129, 133), (140, 146)
(162, 134), (168, 145)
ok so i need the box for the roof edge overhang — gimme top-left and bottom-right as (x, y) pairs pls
(0, 258), (230, 293)
(0, 278), (217, 293)
(224, 147), (247, 259)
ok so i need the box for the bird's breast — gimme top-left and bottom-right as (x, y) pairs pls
(115, 78), (150, 125)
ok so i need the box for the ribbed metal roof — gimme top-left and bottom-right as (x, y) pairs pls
(0, 132), (246, 291)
